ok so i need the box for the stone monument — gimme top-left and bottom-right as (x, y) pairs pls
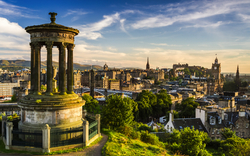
(18, 12), (85, 132)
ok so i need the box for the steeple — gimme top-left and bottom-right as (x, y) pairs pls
(236, 65), (240, 91)
(146, 57), (150, 70)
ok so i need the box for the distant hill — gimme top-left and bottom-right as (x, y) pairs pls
(0, 60), (103, 71)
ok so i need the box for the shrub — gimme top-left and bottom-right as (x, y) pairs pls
(140, 130), (162, 146)
(117, 124), (133, 137)
(130, 130), (141, 140)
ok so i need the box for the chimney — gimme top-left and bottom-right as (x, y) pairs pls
(169, 110), (174, 122)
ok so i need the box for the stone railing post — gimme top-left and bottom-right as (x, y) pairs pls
(5, 122), (13, 149)
(42, 124), (51, 153)
(83, 120), (89, 146)
(95, 114), (101, 136)
(1, 116), (7, 139)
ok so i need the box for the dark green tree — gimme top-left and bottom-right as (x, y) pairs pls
(184, 68), (191, 75)
(176, 98), (199, 118)
(169, 127), (209, 156)
(11, 94), (17, 102)
(102, 94), (137, 129)
(136, 90), (157, 122)
(82, 94), (101, 114)
(223, 81), (237, 91)
(154, 89), (172, 118)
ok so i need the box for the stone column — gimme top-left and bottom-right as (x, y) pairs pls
(1, 116), (7, 139)
(5, 122), (13, 149)
(95, 114), (101, 136)
(30, 43), (36, 93)
(42, 124), (51, 153)
(58, 43), (67, 95)
(34, 42), (42, 94)
(67, 44), (75, 94)
(83, 120), (89, 146)
(45, 41), (54, 95)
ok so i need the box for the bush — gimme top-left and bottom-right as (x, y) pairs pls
(140, 130), (162, 147)
(117, 124), (133, 137)
(137, 124), (155, 132)
(207, 139), (221, 149)
(130, 130), (141, 140)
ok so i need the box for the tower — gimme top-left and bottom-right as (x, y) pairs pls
(235, 65), (240, 91)
(103, 63), (108, 71)
(211, 57), (221, 81)
(146, 57), (150, 70)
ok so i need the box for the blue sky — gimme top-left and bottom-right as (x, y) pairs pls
(0, 0), (249, 73)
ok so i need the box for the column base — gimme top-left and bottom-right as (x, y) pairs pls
(33, 92), (42, 95)
(59, 92), (67, 95)
(46, 92), (53, 96)
(67, 91), (74, 94)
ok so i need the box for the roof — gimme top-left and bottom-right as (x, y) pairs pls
(207, 112), (226, 128)
(172, 118), (208, 133)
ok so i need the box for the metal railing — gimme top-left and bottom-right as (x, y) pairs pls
(12, 129), (42, 148)
(89, 120), (98, 140)
(50, 127), (83, 148)
(3, 122), (6, 139)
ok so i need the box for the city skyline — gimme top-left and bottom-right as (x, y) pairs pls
(0, 0), (249, 73)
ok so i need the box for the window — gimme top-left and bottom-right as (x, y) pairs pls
(242, 132), (245, 138)
(236, 124), (239, 129)
(218, 118), (222, 124)
(225, 114), (228, 120)
(179, 126), (183, 130)
(217, 130), (220, 134)
(191, 125), (194, 129)
(199, 125), (202, 129)
(236, 132), (239, 136)
(246, 123), (249, 128)
(230, 125), (233, 129)
(170, 127), (173, 132)
(167, 125), (169, 130)
(212, 129), (215, 134)
(210, 117), (216, 125)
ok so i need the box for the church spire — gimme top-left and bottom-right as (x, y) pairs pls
(236, 65), (240, 91)
(146, 57), (150, 70)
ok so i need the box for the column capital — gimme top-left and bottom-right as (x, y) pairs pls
(67, 44), (75, 51)
(45, 41), (54, 49)
(58, 42), (68, 49)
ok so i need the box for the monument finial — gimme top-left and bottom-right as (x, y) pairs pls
(49, 12), (57, 24)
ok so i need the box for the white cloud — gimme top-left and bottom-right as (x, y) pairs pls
(131, 0), (250, 29)
(0, 17), (29, 50)
(0, 0), (36, 18)
(150, 43), (180, 46)
(63, 10), (88, 17)
(76, 13), (120, 40)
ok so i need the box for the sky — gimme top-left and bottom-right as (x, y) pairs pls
(0, 0), (249, 73)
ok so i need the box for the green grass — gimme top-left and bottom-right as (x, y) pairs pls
(0, 139), (43, 155)
(102, 128), (171, 156)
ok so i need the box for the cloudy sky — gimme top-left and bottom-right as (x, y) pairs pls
(0, 0), (249, 73)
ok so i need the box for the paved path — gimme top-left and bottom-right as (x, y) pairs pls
(52, 134), (108, 156)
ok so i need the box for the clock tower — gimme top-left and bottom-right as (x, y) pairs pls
(211, 57), (221, 81)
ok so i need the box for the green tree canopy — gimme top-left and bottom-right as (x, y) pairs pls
(176, 98), (199, 118)
(154, 89), (172, 118)
(184, 68), (191, 75)
(168, 127), (209, 156)
(102, 94), (138, 129)
(136, 90), (157, 122)
(82, 94), (101, 114)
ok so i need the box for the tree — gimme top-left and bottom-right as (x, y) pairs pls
(176, 98), (199, 118)
(136, 90), (157, 122)
(221, 128), (236, 139)
(184, 68), (191, 75)
(82, 94), (101, 114)
(241, 81), (248, 87)
(102, 94), (137, 129)
(223, 81), (237, 91)
(169, 127), (209, 156)
(11, 94), (17, 102)
(154, 89), (172, 118)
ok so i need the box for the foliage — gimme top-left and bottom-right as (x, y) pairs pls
(155, 89), (172, 118)
(102, 128), (170, 156)
(82, 94), (101, 114)
(220, 137), (250, 156)
(102, 94), (137, 130)
(167, 127), (210, 156)
(223, 81), (237, 91)
(221, 128), (237, 139)
(140, 130), (164, 147)
(40, 85), (47, 92)
(11, 94), (17, 102)
(136, 90), (156, 122)
(241, 81), (249, 87)
(169, 77), (178, 81)
(184, 68), (191, 75)
(7, 116), (13, 121)
(175, 98), (199, 118)
(164, 74), (169, 79)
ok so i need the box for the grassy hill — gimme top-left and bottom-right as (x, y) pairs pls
(102, 129), (172, 156)
(0, 60), (102, 71)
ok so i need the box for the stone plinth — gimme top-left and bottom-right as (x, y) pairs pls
(18, 93), (84, 131)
